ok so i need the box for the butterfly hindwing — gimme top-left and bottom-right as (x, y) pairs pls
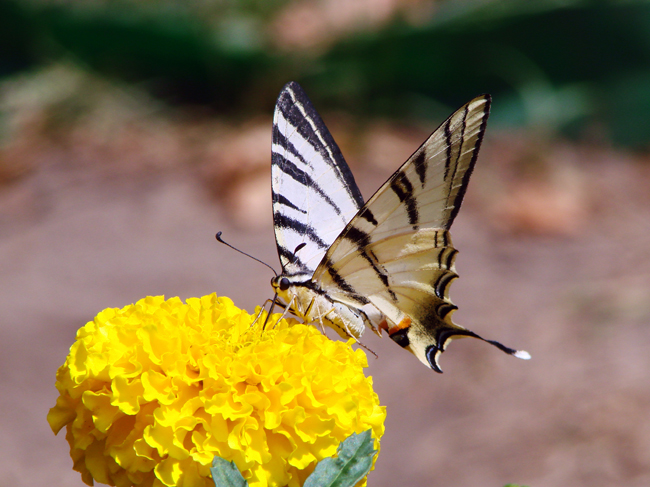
(272, 82), (363, 277)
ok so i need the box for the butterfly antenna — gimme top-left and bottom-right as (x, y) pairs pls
(216, 231), (278, 277)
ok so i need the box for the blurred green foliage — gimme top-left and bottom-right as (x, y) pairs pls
(3, 0), (650, 147)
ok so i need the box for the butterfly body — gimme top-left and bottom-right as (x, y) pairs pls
(271, 276), (369, 339)
(270, 82), (529, 372)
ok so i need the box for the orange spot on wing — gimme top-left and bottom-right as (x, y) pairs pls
(378, 319), (389, 332)
(388, 316), (411, 336)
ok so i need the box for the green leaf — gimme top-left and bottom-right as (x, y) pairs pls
(211, 457), (249, 487)
(304, 430), (377, 487)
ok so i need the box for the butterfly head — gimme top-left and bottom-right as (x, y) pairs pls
(271, 273), (316, 312)
(271, 276), (291, 293)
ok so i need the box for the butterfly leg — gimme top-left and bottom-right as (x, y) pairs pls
(271, 295), (295, 329)
(250, 299), (278, 328)
(309, 299), (328, 335)
(303, 296), (336, 335)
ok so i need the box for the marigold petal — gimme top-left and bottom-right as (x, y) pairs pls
(141, 369), (174, 404)
(47, 394), (77, 435)
(112, 376), (145, 415)
(154, 457), (183, 487)
(82, 390), (121, 434)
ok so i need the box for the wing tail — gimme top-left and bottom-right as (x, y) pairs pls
(369, 278), (530, 372)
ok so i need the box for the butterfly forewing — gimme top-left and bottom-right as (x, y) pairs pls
(313, 95), (489, 292)
(272, 82), (363, 276)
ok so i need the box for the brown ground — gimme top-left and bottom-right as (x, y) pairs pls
(1, 104), (649, 487)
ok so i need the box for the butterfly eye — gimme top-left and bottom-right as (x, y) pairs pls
(279, 277), (290, 291)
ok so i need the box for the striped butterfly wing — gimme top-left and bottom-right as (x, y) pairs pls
(272, 82), (364, 277)
(312, 95), (529, 371)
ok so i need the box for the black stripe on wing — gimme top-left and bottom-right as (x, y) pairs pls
(322, 256), (370, 305)
(275, 82), (364, 208)
(277, 245), (311, 274)
(389, 172), (419, 230)
(434, 271), (457, 300)
(445, 95), (490, 228)
(272, 192), (307, 214)
(273, 129), (314, 171)
(273, 155), (343, 215)
(344, 226), (397, 301)
(443, 114), (455, 181)
(413, 151), (427, 188)
(444, 104), (468, 200)
(273, 213), (329, 250)
(359, 207), (378, 226)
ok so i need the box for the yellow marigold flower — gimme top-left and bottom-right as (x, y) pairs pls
(48, 294), (386, 487)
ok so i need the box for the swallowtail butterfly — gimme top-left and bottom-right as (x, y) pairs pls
(270, 82), (529, 372)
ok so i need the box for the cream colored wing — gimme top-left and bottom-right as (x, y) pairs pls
(311, 95), (529, 371)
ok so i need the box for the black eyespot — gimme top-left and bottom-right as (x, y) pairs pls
(389, 329), (410, 348)
(279, 277), (290, 291)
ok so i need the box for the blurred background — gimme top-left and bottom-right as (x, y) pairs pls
(1, 0), (650, 486)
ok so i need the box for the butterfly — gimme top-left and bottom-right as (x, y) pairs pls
(269, 81), (529, 372)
